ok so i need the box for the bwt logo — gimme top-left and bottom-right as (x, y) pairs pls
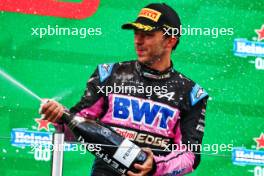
(112, 95), (177, 130)
(0, 0), (100, 19)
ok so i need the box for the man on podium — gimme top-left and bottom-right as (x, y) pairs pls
(41, 3), (208, 176)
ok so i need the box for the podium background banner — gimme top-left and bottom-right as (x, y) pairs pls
(0, 0), (263, 175)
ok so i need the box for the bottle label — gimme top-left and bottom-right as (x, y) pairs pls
(69, 115), (86, 129)
(113, 139), (141, 168)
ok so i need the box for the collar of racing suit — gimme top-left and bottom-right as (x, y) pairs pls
(135, 60), (174, 79)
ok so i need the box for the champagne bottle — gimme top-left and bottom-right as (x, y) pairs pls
(61, 111), (147, 175)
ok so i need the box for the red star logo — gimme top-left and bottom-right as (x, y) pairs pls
(255, 25), (264, 41)
(254, 133), (264, 150)
(35, 118), (50, 131)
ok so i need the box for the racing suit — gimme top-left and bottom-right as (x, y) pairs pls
(55, 60), (208, 176)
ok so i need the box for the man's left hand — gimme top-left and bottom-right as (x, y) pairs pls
(127, 148), (155, 176)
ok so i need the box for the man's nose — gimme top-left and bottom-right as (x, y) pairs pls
(135, 34), (144, 45)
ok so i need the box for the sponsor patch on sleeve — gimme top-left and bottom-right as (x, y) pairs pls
(190, 84), (208, 106)
(98, 63), (114, 82)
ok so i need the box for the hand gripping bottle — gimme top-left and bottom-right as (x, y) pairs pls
(61, 111), (147, 175)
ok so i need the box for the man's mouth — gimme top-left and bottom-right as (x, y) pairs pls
(136, 48), (145, 56)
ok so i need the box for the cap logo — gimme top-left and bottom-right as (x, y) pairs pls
(138, 8), (161, 22)
(131, 23), (153, 31)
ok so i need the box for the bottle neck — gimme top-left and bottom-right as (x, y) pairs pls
(61, 111), (73, 124)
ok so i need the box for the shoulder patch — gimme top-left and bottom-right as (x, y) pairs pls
(190, 84), (208, 106)
(98, 63), (114, 82)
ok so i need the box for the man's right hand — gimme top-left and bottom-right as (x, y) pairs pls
(39, 99), (65, 123)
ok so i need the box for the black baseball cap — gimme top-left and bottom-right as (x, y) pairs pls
(122, 3), (181, 37)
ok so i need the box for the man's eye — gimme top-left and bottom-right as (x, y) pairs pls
(145, 33), (154, 37)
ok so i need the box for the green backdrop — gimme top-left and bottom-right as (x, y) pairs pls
(0, 0), (264, 175)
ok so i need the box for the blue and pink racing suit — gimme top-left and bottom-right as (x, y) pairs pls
(55, 60), (208, 176)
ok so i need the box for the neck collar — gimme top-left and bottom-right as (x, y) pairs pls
(135, 61), (174, 79)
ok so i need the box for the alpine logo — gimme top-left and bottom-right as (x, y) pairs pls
(156, 91), (175, 101)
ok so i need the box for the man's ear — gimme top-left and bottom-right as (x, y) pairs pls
(168, 36), (177, 49)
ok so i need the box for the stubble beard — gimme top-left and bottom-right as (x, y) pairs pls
(142, 48), (165, 67)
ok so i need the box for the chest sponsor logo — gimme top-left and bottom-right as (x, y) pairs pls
(112, 127), (170, 148)
(112, 95), (178, 130)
